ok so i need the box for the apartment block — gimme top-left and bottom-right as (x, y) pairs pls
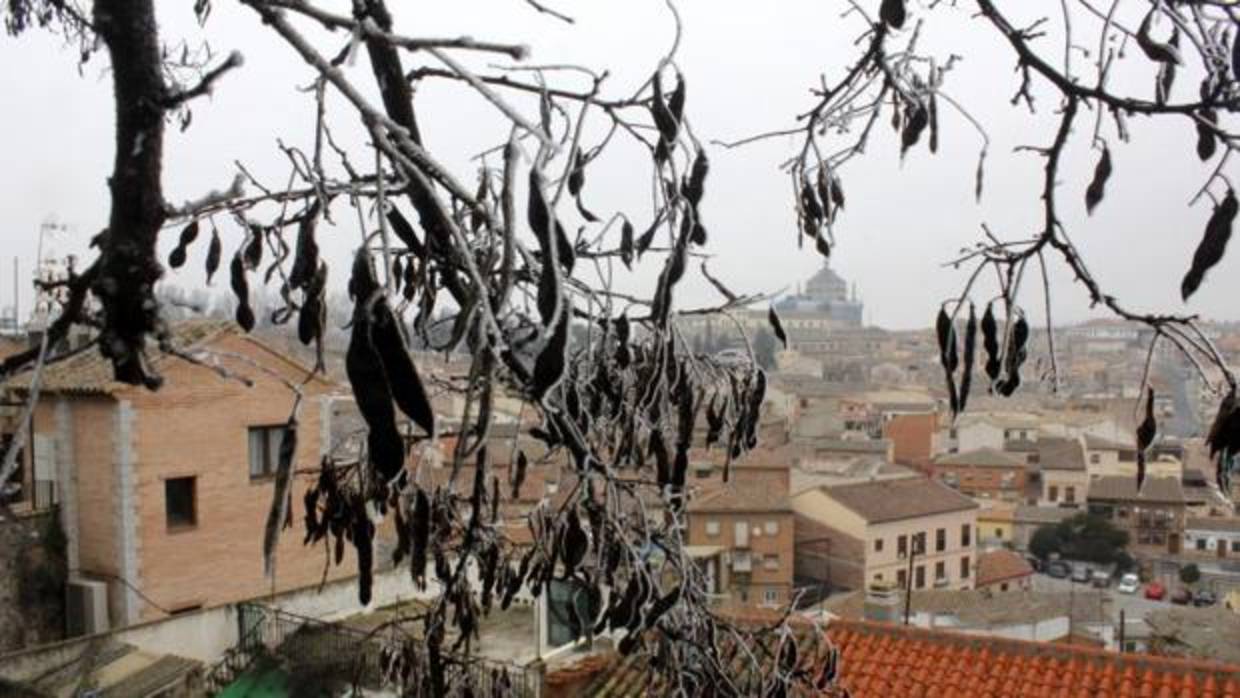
(932, 447), (1028, 501)
(792, 476), (978, 593)
(686, 471), (794, 607)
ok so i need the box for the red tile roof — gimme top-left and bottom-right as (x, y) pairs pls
(827, 619), (1240, 697)
(558, 616), (1240, 697)
(975, 549), (1035, 588)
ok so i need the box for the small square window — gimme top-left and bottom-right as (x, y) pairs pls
(1232, 540), (1240, 553)
(764, 554), (779, 571)
(874, 538), (884, 553)
(705, 520), (720, 537)
(764, 520), (779, 536)
(762, 588), (779, 605)
(165, 477), (197, 530)
(248, 425), (291, 480)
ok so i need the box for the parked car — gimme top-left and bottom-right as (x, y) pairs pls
(1091, 571), (1111, 588)
(1046, 561), (1072, 579)
(1145, 581), (1167, 601)
(1194, 589), (1218, 607)
(1117, 573), (1141, 594)
(1071, 565), (1092, 583)
(1171, 588), (1193, 605)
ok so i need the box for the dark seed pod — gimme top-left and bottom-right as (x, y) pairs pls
(345, 295), (404, 481)
(981, 302), (1001, 383)
(880, 0), (906, 29)
(1206, 388), (1240, 463)
(386, 205), (426, 259)
(1136, 387), (1157, 491)
(620, 219), (635, 270)
(1156, 32), (1178, 105)
(289, 201), (321, 290)
(635, 218), (658, 258)
(354, 504), (374, 606)
(1181, 188), (1237, 301)
(410, 488), (430, 589)
(642, 584), (681, 630)
(800, 182), (824, 229)
(1136, 9), (1183, 65)
(511, 450), (528, 499)
(230, 254), (255, 332)
(936, 308), (958, 414)
(168, 220), (199, 269)
(567, 150), (586, 197)
(244, 225), (264, 269)
(768, 306), (788, 349)
(371, 304), (435, 435)
(205, 226), (222, 285)
(532, 310), (570, 401)
(900, 100), (928, 156)
(683, 151), (709, 207)
(168, 246), (187, 270)
(958, 303), (977, 416)
(1196, 110), (1218, 162)
(560, 506), (589, 576)
(650, 71), (679, 148)
(667, 73), (686, 127)
(1085, 146), (1112, 215)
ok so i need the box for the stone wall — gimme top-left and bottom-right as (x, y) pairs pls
(0, 511), (65, 653)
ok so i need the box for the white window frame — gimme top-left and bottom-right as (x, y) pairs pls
(705, 520), (720, 537)
(762, 588), (779, 606)
(764, 520), (779, 536)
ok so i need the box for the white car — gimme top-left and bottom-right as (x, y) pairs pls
(1117, 573), (1140, 594)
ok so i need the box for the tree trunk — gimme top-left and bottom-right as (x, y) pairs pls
(92, 0), (168, 388)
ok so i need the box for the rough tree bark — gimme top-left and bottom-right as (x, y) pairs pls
(92, 0), (168, 388)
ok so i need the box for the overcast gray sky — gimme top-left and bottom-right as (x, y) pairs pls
(0, 0), (1235, 330)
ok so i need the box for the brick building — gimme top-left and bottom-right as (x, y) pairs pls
(5, 321), (345, 627)
(932, 447), (1028, 500)
(882, 411), (938, 472)
(1086, 475), (1187, 555)
(792, 476), (978, 593)
(685, 469), (794, 607)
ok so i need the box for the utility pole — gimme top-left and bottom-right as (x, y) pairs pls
(1119, 608), (1126, 653)
(903, 538), (920, 625)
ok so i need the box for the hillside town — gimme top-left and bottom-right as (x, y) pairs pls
(2, 261), (1240, 696)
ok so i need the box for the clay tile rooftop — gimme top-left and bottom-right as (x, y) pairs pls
(826, 619), (1240, 698)
(558, 617), (1240, 697)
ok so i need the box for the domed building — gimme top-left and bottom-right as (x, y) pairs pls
(774, 261), (864, 326)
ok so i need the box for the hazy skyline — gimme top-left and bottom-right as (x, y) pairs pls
(0, 1), (1235, 330)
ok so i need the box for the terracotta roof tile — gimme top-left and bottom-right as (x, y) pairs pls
(825, 620), (1240, 698)
(935, 448), (1026, 468)
(561, 614), (1240, 697)
(976, 549), (1035, 588)
(819, 476), (977, 524)
(1088, 475), (1185, 504)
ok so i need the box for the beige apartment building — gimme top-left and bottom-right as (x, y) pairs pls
(792, 476), (978, 593)
(6, 321), (345, 629)
(1037, 437), (1089, 508)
